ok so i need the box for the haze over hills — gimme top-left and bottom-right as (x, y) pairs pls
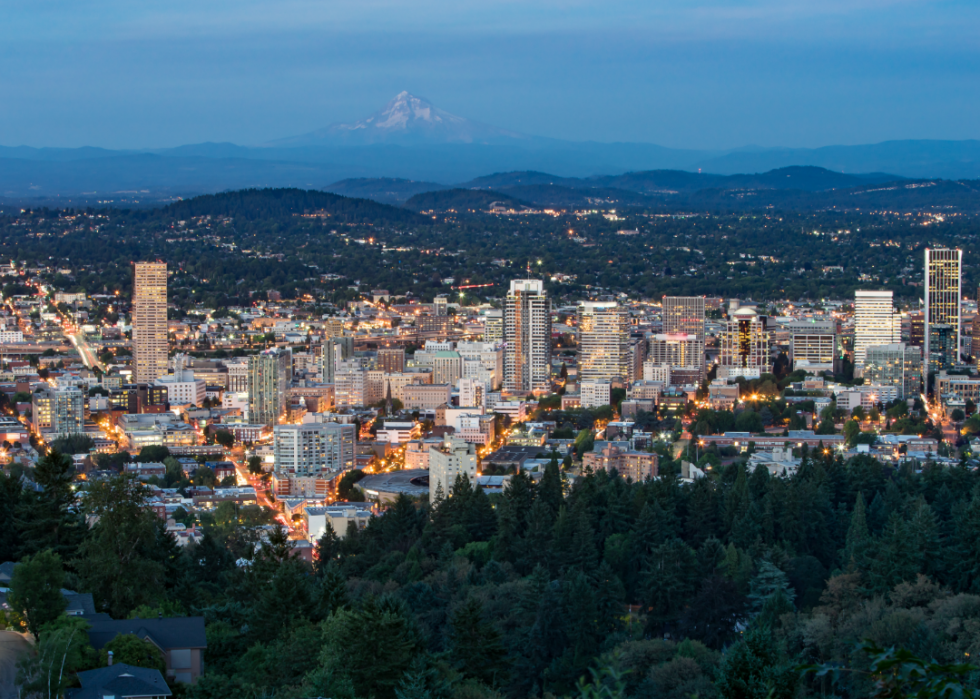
(3, 92), (980, 203)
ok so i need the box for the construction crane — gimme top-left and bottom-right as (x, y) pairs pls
(451, 283), (495, 291)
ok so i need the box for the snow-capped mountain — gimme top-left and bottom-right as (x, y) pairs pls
(270, 92), (531, 146)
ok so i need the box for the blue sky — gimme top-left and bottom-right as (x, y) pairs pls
(2, 0), (978, 149)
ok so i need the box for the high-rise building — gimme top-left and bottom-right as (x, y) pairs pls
(789, 320), (837, 373)
(853, 291), (899, 376)
(924, 247), (962, 386)
(627, 334), (647, 384)
(273, 420), (356, 478)
(504, 279), (551, 392)
(483, 310), (503, 343)
(32, 386), (85, 436)
(577, 302), (628, 382)
(662, 296), (706, 380)
(248, 348), (292, 427)
(320, 337), (354, 384)
(428, 436), (477, 503)
(377, 348), (406, 374)
(863, 343), (922, 399)
(907, 311), (925, 348)
(432, 351), (463, 385)
(132, 262), (168, 384)
(718, 308), (769, 378)
(928, 324), (956, 376)
(646, 333), (702, 385)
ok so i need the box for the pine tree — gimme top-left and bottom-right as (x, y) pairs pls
(17, 449), (83, 559)
(840, 492), (871, 573)
(747, 560), (795, 615)
(449, 597), (508, 687)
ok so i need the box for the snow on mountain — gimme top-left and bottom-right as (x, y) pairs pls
(269, 92), (531, 146)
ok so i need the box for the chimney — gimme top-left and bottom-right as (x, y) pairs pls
(107, 651), (113, 666)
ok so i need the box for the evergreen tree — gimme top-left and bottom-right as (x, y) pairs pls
(717, 626), (798, 699)
(18, 449), (83, 559)
(449, 597), (508, 687)
(840, 492), (871, 572)
(747, 560), (796, 615)
(8, 549), (67, 640)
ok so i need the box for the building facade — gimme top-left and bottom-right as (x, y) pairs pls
(428, 436), (478, 503)
(32, 386), (85, 436)
(247, 348), (292, 427)
(924, 247), (962, 386)
(719, 307), (769, 378)
(273, 421), (356, 477)
(132, 262), (169, 384)
(853, 290), (900, 376)
(662, 296), (706, 380)
(863, 343), (922, 399)
(503, 279), (552, 392)
(577, 301), (628, 382)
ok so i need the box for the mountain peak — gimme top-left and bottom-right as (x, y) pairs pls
(270, 92), (530, 147)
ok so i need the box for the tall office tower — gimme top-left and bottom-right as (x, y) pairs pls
(132, 262), (168, 384)
(433, 295), (449, 316)
(718, 308), (769, 378)
(853, 291), (900, 377)
(646, 334), (702, 385)
(972, 313), (980, 361)
(789, 320), (838, 373)
(924, 247), (963, 386)
(274, 421), (356, 478)
(32, 386), (85, 436)
(929, 324), (956, 376)
(662, 296), (706, 380)
(248, 348), (293, 427)
(377, 347), (406, 374)
(323, 318), (345, 339)
(320, 336), (354, 384)
(504, 279), (552, 392)
(907, 311), (925, 348)
(224, 357), (249, 392)
(577, 302), (628, 382)
(483, 310), (503, 343)
(432, 351), (463, 385)
(863, 343), (922, 399)
(627, 334), (647, 384)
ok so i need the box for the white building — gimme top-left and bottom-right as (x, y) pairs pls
(581, 379), (612, 409)
(577, 302), (628, 382)
(504, 279), (551, 392)
(853, 290), (899, 377)
(273, 420), (356, 477)
(305, 504), (372, 543)
(376, 421), (421, 444)
(155, 357), (207, 406)
(428, 436), (478, 503)
(458, 377), (486, 408)
(0, 330), (24, 343)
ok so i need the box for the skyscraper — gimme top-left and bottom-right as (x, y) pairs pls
(132, 262), (168, 384)
(924, 247), (962, 386)
(853, 291), (899, 377)
(718, 307), (769, 378)
(577, 301), (628, 382)
(248, 348), (293, 427)
(274, 420), (356, 478)
(504, 279), (551, 392)
(662, 296), (706, 380)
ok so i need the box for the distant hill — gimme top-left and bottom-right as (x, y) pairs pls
(325, 178), (451, 205)
(404, 188), (530, 212)
(163, 188), (427, 224)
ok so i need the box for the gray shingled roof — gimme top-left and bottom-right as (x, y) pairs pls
(86, 616), (207, 651)
(68, 663), (172, 699)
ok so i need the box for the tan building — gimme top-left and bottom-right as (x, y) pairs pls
(133, 262), (169, 383)
(403, 383), (452, 410)
(582, 444), (658, 482)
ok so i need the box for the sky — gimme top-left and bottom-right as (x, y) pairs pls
(2, 0), (979, 150)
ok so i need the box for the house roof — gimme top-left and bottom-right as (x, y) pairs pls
(86, 616), (207, 651)
(68, 663), (171, 699)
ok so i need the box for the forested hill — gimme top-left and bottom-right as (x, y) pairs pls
(162, 188), (427, 225)
(404, 188), (530, 212)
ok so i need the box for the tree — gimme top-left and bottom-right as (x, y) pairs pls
(8, 550), (67, 640)
(214, 429), (235, 449)
(338, 469), (366, 500)
(246, 455), (263, 474)
(717, 626), (797, 699)
(100, 634), (166, 672)
(16, 616), (97, 698)
(449, 597), (508, 687)
(18, 449), (82, 559)
(75, 478), (171, 617)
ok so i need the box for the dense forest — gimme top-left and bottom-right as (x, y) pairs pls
(5, 447), (980, 698)
(1, 189), (978, 312)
